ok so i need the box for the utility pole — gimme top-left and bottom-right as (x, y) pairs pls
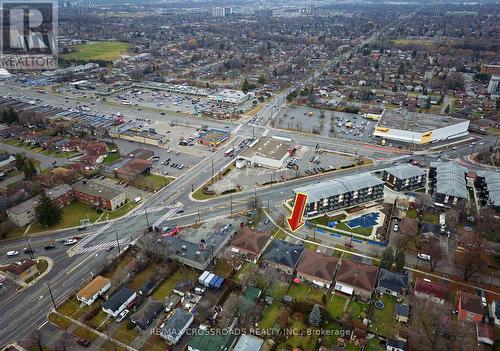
(211, 158), (214, 180)
(254, 185), (257, 209)
(197, 204), (200, 224)
(46, 282), (56, 309)
(104, 322), (117, 351)
(230, 195), (233, 214)
(144, 208), (150, 230)
(26, 239), (34, 260)
(252, 126), (255, 139)
(115, 230), (121, 254)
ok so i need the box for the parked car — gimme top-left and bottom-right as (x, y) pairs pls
(116, 309), (129, 323)
(76, 337), (90, 347)
(417, 253), (431, 261)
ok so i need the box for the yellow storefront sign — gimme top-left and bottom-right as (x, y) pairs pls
(420, 131), (432, 144)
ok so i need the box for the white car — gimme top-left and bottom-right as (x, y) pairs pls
(64, 239), (78, 246)
(6, 250), (19, 257)
(393, 224), (399, 232)
(116, 309), (129, 323)
(417, 253), (431, 261)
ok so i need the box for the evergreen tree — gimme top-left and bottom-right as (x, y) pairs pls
(380, 247), (394, 270)
(395, 249), (406, 272)
(241, 78), (250, 94)
(444, 104), (450, 114)
(309, 304), (322, 327)
(35, 192), (62, 227)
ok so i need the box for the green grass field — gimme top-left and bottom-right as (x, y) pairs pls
(63, 41), (129, 61)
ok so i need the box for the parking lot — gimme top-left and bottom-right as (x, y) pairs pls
(208, 145), (357, 194)
(274, 105), (377, 143)
(110, 139), (204, 177)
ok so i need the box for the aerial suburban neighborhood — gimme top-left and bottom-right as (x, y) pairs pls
(0, 0), (499, 351)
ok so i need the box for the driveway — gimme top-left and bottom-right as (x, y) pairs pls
(0, 143), (61, 169)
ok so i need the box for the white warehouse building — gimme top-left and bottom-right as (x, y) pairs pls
(237, 136), (296, 169)
(372, 109), (469, 145)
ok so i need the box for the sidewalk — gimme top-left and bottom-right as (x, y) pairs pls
(50, 310), (138, 351)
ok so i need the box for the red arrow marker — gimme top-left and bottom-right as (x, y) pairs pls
(287, 193), (308, 232)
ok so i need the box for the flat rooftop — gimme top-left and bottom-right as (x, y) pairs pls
(240, 137), (292, 161)
(377, 109), (467, 133)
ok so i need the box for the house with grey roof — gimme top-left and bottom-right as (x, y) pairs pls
(262, 239), (304, 275)
(383, 164), (427, 191)
(233, 334), (264, 351)
(376, 269), (409, 297)
(429, 162), (468, 208)
(160, 308), (193, 345)
(293, 172), (384, 216)
(475, 171), (500, 211)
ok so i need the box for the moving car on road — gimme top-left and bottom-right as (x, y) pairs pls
(6, 251), (19, 257)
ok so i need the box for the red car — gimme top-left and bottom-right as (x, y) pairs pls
(75, 337), (90, 347)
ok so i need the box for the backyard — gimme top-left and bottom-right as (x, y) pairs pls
(370, 295), (400, 338)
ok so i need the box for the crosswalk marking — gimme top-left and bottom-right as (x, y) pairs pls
(72, 238), (130, 254)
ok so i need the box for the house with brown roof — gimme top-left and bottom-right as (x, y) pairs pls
(414, 279), (448, 305)
(334, 259), (379, 301)
(457, 291), (484, 323)
(400, 217), (419, 236)
(229, 226), (272, 263)
(116, 159), (153, 181)
(76, 275), (111, 306)
(296, 250), (339, 288)
(2, 260), (38, 280)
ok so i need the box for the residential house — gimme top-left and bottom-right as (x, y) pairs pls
(130, 297), (163, 330)
(335, 259), (379, 301)
(394, 303), (410, 323)
(172, 280), (194, 297)
(76, 276), (111, 306)
(491, 300), (500, 326)
(399, 217), (419, 237)
(6, 184), (73, 226)
(102, 287), (137, 318)
(477, 323), (495, 346)
(232, 334), (264, 351)
(383, 164), (427, 191)
(2, 260), (38, 280)
(296, 250), (339, 288)
(0, 153), (16, 172)
(187, 332), (237, 351)
(262, 239), (304, 275)
(293, 173), (384, 216)
(376, 269), (408, 297)
(160, 308), (194, 345)
(229, 226), (272, 263)
(414, 279), (448, 305)
(457, 291), (483, 323)
(72, 179), (126, 211)
(387, 339), (406, 351)
(139, 280), (157, 296)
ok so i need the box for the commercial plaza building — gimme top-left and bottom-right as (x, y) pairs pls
(293, 173), (384, 216)
(373, 109), (469, 144)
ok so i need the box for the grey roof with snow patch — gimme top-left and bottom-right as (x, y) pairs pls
(384, 164), (426, 179)
(431, 162), (468, 199)
(293, 173), (384, 203)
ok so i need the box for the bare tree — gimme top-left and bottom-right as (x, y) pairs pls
(427, 237), (442, 272)
(457, 231), (489, 282)
(409, 298), (475, 351)
(30, 329), (43, 351)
